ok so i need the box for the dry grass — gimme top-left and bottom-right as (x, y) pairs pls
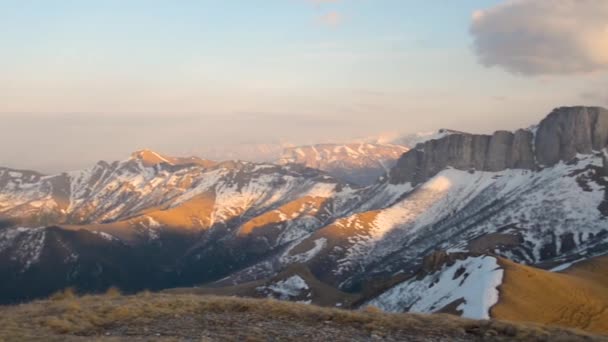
(104, 287), (122, 298)
(49, 287), (77, 301)
(493, 256), (608, 335)
(0, 291), (603, 341)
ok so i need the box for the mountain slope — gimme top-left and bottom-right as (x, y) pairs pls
(277, 151), (606, 292)
(366, 255), (504, 319)
(0, 155), (364, 302)
(366, 253), (608, 335)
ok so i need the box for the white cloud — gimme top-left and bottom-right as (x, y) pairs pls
(470, 0), (608, 75)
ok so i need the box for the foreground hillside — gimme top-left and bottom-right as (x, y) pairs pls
(0, 292), (603, 342)
(366, 253), (608, 335)
(494, 256), (608, 334)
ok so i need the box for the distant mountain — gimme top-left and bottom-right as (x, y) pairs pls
(276, 130), (468, 186)
(186, 135), (444, 186)
(0, 106), (607, 334)
(130, 149), (216, 168)
(195, 143), (291, 164)
(277, 143), (409, 185)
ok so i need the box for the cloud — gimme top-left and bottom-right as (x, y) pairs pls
(318, 11), (344, 27)
(470, 0), (608, 76)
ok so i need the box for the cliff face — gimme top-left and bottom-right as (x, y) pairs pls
(389, 129), (535, 184)
(535, 107), (608, 166)
(390, 106), (608, 185)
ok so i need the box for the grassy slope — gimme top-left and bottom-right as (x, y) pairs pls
(0, 291), (603, 342)
(493, 256), (608, 335)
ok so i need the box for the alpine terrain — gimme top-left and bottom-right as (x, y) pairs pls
(1, 106), (607, 336)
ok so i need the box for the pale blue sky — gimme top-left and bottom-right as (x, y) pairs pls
(0, 0), (606, 171)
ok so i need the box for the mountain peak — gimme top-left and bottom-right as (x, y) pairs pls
(131, 149), (172, 166)
(130, 149), (216, 168)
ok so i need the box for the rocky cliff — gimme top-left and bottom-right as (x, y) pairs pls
(535, 107), (608, 166)
(390, 106), (608, 185)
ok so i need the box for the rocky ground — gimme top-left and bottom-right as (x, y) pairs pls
(0, 291), (604, 342)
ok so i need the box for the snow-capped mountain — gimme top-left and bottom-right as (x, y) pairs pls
(0, 150), (365, 302)
(0, 105), (606, 329)
(277, 143), (409, 185)
(272, 107), (607, 288)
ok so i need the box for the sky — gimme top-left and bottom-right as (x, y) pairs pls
(1, 0), (607, 172)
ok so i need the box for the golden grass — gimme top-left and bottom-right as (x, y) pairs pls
(493, 256), (608, 335)
(0, 291), (602, 341)
(238, 196), (327, 236)
(145, 194), (216, 229)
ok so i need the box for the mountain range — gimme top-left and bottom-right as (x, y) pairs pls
(0, 106), (607, 334)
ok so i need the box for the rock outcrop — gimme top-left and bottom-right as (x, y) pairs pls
(389, 129), (535, 184)
(535, 107), (608, 166)
(419, 250), (471, 275)
(390, 106), (608, 185)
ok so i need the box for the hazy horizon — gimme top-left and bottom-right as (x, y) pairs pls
(2, 0), (607, 172)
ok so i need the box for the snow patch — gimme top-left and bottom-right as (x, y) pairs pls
(257, 275), (310, 300)
(281, 238), (327, 263)
(367, 256), (503, 320)
(549, 257), (588, 272)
